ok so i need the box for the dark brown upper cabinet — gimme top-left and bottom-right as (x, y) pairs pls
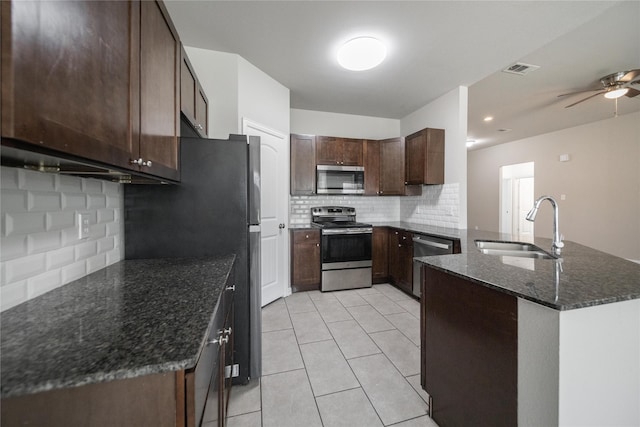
(405, 128), (445, 185)
(316, 136), (363, 166)
(379, 137), (421, 196)
(1, 0), (180, 182)
(180, 45), (208, 138)
(290, 134), (316, 196)
(363, 139), (381, 195)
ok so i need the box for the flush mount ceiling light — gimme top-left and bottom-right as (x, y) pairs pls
(604, 87), (629, 99)
(337, 37), (387, 71)
(483, 116), (494, 122)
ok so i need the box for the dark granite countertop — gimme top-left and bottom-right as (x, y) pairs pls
(369, 221), (463, 241)
(1, 256), (235, 399)
(414, 229), (640, 311)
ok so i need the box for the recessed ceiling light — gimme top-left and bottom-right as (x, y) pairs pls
(604, 87), (629, 99)
(483, 116), (493, 122)
(337, 37), (387, 71)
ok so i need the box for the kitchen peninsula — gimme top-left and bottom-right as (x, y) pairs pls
(416, 230), (640, 427)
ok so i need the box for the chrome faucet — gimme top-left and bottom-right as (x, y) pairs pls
(526, 195), (564, 256)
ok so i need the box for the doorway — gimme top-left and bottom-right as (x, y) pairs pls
(499, 162), (534, 237)
(242, 119), (289, 307)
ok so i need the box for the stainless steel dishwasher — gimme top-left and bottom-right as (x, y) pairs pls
(412, 234), (454, 297)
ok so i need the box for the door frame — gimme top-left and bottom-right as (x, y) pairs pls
(242, 118), (291, 304)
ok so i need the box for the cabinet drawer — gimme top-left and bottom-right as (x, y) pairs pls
(292, 230), (320, 244)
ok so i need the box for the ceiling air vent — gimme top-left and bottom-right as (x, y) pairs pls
(502, 62), (540, 76)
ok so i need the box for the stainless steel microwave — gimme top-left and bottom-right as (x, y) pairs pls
(316, 165), (365, 195)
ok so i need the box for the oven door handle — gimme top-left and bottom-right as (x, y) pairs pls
(322, 228), (373, 235)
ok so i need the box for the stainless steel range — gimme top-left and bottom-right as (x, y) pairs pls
(311, 206), (373, 291)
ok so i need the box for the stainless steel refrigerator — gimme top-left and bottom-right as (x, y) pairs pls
(123, 133), (261, 384)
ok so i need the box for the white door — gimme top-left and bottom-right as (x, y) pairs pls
(242, 119), (288, 306)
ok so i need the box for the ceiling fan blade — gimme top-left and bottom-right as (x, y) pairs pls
(564, 91), (606, 108)
(625, 87), (640, 98)
(619, 69), (640, 83)
(557, 88), (600, 98)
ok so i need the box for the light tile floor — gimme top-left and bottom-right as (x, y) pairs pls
(225, 284), (439, 427)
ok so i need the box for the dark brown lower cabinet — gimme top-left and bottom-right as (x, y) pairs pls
(291, 229), (321, 292)
(388, 229), (413, 293)
(421, 265), (517, 427)
(372, 227), (388, 283)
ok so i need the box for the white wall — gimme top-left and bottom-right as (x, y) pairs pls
(185, 47), (291, 139)
(290, 109), (400, 140)
(400, 86), (469, 228)
(184, 47), (239, 139)
(238, 57), (290, 136)
(468, 111), (640, 261)
(0, 167), (124, 312)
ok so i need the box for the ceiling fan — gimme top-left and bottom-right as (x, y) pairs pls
(558, 69), (640, 108)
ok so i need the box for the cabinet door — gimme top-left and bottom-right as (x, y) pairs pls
(363, 140), (380, 195)
(398, 231), (413, 293)
(405, 131), (425, 185)
(342, 138), (364, 166)
(1, 1), (135, 170)
(388, 229), (401, 284)
(180, 45), (208, 138)
(405, 128), (445, 185)
(379, 137), (405, 195)
(424, 128), (445, 185)
(290, 134), (316, 195)
(291, 230), (321, 292)
(372, 227), (388, 282)
(195, 86), (209, 137)
(316, 136), (342, 165)
(180, 46), (197, 127)
(138, 0), (180, 181)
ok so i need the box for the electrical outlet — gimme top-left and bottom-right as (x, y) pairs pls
(78, 213), (91, 239)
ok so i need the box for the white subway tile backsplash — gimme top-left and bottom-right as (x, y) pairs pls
(20, 169), (56, 192)
(61, 260), (87, 283)
(0, 281), (28, 312)
(87, 194), (106, 209)
(81, 179), (102, 194)
(1, 190), (28, 212)
(46, 247), (76, 270)
(28, 270), (62, 299)
(87, 253), (107, 274)
(75, 241), (98, 261)
(97, 209), (115, 224)
(46, 211), (76, 231)
(1, 167), (20, 189)
(3, 253), (47, 283)
(4, 212), (47, 236)
(28, 231), (63, 254)
(290, 183), (460, 229)
(55, 174), (84, 193)
(1, 166), (123, 312)
(62, 193), (87, 210)
(28, 191), (62, 211)
(0, 235), (28, 262)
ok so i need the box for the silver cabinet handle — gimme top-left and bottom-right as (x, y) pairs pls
(223, 327), (232, 335)
(412, 237), (452, 250)
(196, 124), (203, 130)
(130, 158), (152, 168)
(316, 243), (319, 247)
(226, 285), (235, 291)
(208, 335), (228, 346)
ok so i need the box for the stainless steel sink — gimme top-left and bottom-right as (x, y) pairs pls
(475, 240), (557, 259)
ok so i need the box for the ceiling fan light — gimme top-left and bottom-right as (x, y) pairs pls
(337, 37), (386, 71)
(604, 88), (629, 99)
